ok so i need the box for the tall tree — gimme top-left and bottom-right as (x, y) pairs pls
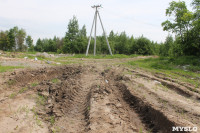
(7, 28), (15, 51)
(135, 36), (153, 55)
(161, 1), (200, 56)
(76, 25), (87, 53)
(35, 38), (43, 52)
(0, 31), (9, 51)
(115, 32), (128, 54)
(26, 35), (33, 48)
(161, 35), (174, 56)
(63, 16), (79, 53)
(16, 28), (26, 51)
(161, 1), (192, 43)
(108, 30), (116, 54)
(26, 35), (34, 51)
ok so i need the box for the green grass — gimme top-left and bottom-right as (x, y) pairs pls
(18, 54), (49, 61)
(8, 87), (28, 99)
(36, 95), (47, 106)
(56, 54), (139, 60)
(9, 92), (17, 99)
(18, 87), (28, 93)
(51, 78), (60, 83)
(127, 56), (200, 88)
(7, 79), (16, 86)
(50, 116), (55, 125)
(31, 82), (38, 87)
(0, 65), (24, 73)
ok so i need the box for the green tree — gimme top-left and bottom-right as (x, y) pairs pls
(115, 32), (128, 54)
(163, 35), (174, 56)
(190, 0), (200, 56)
(7, 28), (15, 51)
(0, 31), (9, 51)
(108, 30), (116, 54)
(26, 35), (33, 48)
(63, 16), (79, 53)
(16, 28), (26, 51)
(161, 1), (199, 56)
(76, 25), (87, 53)
(35, 38), (43, 52)
(26, 35), (34, 51)
(161, 1), (192, 43)
(129, 36), (136, 54)
(135, 36), (153, 55)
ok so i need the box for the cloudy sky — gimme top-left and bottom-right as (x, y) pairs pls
(0, 0), (192, 43)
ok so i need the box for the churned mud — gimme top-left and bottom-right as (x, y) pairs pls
(0, 58), (199, 133)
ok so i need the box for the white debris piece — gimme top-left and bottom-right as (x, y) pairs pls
(105, 80), (108, 84)
(24, 56), (28, 59)
(47, 61), (51, 64)
(154, 80), (161, 85)
(34, 57), (38, 61)
(56, 62), (61, 65)
(182, 65), (190, 71)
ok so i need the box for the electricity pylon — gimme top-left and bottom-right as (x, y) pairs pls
(86, 5), (112, 56)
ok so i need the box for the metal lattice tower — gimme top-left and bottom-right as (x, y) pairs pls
(86, 5), (112, 56)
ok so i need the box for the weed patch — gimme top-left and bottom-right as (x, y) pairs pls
(31, 82), (38, 87)
(0, 65), (24, 73)
(18, 87), (28, 93)
(51, 78), (59, 83)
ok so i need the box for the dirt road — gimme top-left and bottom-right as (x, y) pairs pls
(0, 56), (199, 133)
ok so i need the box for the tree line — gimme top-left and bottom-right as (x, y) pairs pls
(0, 27), (34, 52)
(0, 0), (199, 56)
(33, 16), (161, 55)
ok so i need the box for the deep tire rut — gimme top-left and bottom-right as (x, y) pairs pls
(17, 65), (198, 133)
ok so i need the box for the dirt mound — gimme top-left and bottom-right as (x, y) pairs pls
(5, 66), (81, 87)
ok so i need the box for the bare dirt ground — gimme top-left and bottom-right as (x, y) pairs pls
(0, 56), (199, 133)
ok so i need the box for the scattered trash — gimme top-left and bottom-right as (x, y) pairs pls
(34, 57), (38, 61)
(46, 61), (51, 64)
(56, 62), (61, 65)
(24, 56), (28, 59)
(105, 80), (108, 83)
(154, 80), (161, 85)
(182, 65), (190, 71)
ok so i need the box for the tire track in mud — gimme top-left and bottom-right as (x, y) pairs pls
(21, 66), (198, 133)
(127, 68), (200, 102)
(153, 74), (200, 94)
(129, 77), (200, 125)
(38, 66), (96, 133)
(103, 69), (200, 133)
(87, 69), (189, 133)
(88, 82), (147, 133)
(101, 71), (173, 133)
(35, 66), (151, 132)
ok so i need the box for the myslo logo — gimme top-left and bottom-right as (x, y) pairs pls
(172, 127), (198, 132)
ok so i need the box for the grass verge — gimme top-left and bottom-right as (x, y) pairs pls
(0, 65), (24, 73)
(127, 56), (200, 88)
(56, 54), (139, 60)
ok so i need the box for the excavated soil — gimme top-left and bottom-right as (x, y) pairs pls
(0, 61), (200, 133)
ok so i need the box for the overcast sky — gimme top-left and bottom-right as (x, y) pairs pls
(0, 0), (192, 43)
